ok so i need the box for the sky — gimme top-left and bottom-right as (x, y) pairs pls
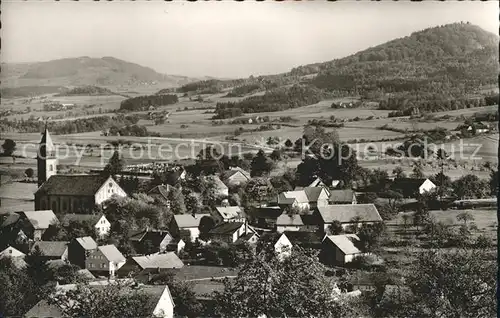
(2, 1), (498, 78)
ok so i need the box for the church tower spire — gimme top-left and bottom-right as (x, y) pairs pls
(37, 124), (58, 187)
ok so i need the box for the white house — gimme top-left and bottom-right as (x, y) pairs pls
(277, 191), (310, 212)
(211, 206), (245, 225)
(170, 214), (210, 242)
(209, 222), (256, 244)
(274, 233), (293, 260)
(62, 214), (111, 238)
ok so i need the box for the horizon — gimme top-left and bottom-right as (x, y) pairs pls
(2, 1), (498, 79)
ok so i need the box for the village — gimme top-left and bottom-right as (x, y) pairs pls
(0, 123), (497, 317)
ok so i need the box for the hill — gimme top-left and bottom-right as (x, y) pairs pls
(204, 23), (498, 117)
(0, 56), (201, 88)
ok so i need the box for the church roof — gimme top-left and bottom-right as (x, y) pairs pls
(35, 175), (110, 196)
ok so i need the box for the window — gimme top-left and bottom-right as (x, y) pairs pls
(101, 263), (106, 268)
(109, 182), (113, 187)
(49, 165), (53, 172)
(52, 201), (57, 211)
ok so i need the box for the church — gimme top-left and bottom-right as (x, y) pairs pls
(34, 127), (127, 214)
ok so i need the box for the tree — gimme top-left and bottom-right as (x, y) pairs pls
(392, 166), (406, 179)
(24, 168), (34, 180)
(404, 249), (496, 317)
(213, 248), (352, 317)
(456, 211), (474, 226)
(0, 258), (38, 317)
(198, 216), (216, 241)
(284, 139), (293, 148)
(489, 170), (498, 196)
(328, 220), (343, 235)
(401, 213), (412, 233)
(413, 205), (430, 233)
(382, 189), (403, 214)
(269, 149), (282, 161)
(25, 246), (50, 288)
(103, 150), (124, 177)
(1, 139), (16, 156)
(185, 193), (202, 215)
(369, 169), (389, 190)
(250, 149), (274, 177)
(452, 174), (489, 199)
(50, 282), (155, 317)
(357, 223), (386, 251)
(168, 186), (186, 215)
(410, 163), (425, 179)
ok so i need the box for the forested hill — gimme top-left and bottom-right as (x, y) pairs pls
(293, 22), (499, 94)
(181, 23), (498, 98)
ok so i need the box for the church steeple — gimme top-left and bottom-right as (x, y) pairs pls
(37, 124), (58, 187)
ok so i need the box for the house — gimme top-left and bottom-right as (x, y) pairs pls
(247, 206), (283, 229)
(211, 206), (245, 225)
(17, 210), (59, 241)
(235, 232), (260, 245)
(315, 204), (383, 233)
(31, 241), (68, 261)
(35, 174), (127, 214)
(275, 214), (318, 233)
(86, 244), (126, 278)
(61, 213), (111, 238)
(24, 300), (63, 318)
(169, 213), (210, 242)
(295, 177), (331, 193)
(281, 231), (323, 250)
(390, 178), (436, 198)
(129, 229), (183, 254)
(273, 233), (293, 260)
(320, 234), (369, 266)
(276, 190), (310, 212)
(67, 236), (98, 268)
(148, 184), (175, 207)
(329, 189), (357, 205)
(26, 284), (175, 318)
(207, 175), (229, 197)
(0, 245), (27, 269)
(221, 167), (251, 187)
(208, 222), (256, 244)
(117, 252), (184, 278)
(303, 187), (330, 208)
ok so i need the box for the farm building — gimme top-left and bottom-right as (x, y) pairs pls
(314, 204), (383, 232)
(320, 234), (369, 266)
(389, 178), (436, 198)
(329, 189), (357, 205)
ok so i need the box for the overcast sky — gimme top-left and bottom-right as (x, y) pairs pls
(2, 1), (498, 78)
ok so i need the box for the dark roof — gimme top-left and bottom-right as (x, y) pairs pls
(304, 187), (326, 202)
(35, 175), (110, 196)
(209, 222), (245, 235)
(282, 231), (323, 246)
(147, 184), (173, 201)
(61, 213), (103, 226)
(174, 265), (238, 281)
(129, 229), (172, 244)
(329, 190), (354, 203)
(249, 206), (283, 219)
(32, 241), (68, 257)
(1, 213), (20, 228)
(390, 178), (428, 192)
(316, 204), (382, 224)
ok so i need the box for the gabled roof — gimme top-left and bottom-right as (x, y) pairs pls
(249, 206), (283, 219)
(209, 222), (245, 235)
(174, 213), (210, 228)
(279, 190), (309, 204)
(235, 232), (259, 244)
(222, 167), (251, 181)
(304, 187), (326, 202)
(390, 178), (430, 191)
(214, 206), (242, 220)
(21, 210), (58, 229)
(316, 204), (382, 224)
(276, 214), (304, 226)
(329, 190), (355, 203)
(132, 252), (184, 269)
(74, 236), (98, 250)
(35, 175), (111, 196)
(129, 230), (172, 244)
(32, 241), (68, 257)
(1, 212), (20, 228)
(0, 246), (26, 258)
(209, 175), (228, 191)
(324, 234), (362, 255)
(147, 184), (173, 201)
(25, 300), (63, 318)
(98, 245), (125, 263)
(61, 213), (104, 226)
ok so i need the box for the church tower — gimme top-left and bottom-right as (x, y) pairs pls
(37, 125), (58, 187)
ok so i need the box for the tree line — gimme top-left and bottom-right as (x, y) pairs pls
(119, 94), (178, 111)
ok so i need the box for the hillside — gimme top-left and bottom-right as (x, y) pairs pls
(54, 85), (116, 96)
(1, 56), (200, 88)
(186, 23), (499, 114)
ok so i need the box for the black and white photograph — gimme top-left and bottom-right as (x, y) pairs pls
(0, 1), (498, 317)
